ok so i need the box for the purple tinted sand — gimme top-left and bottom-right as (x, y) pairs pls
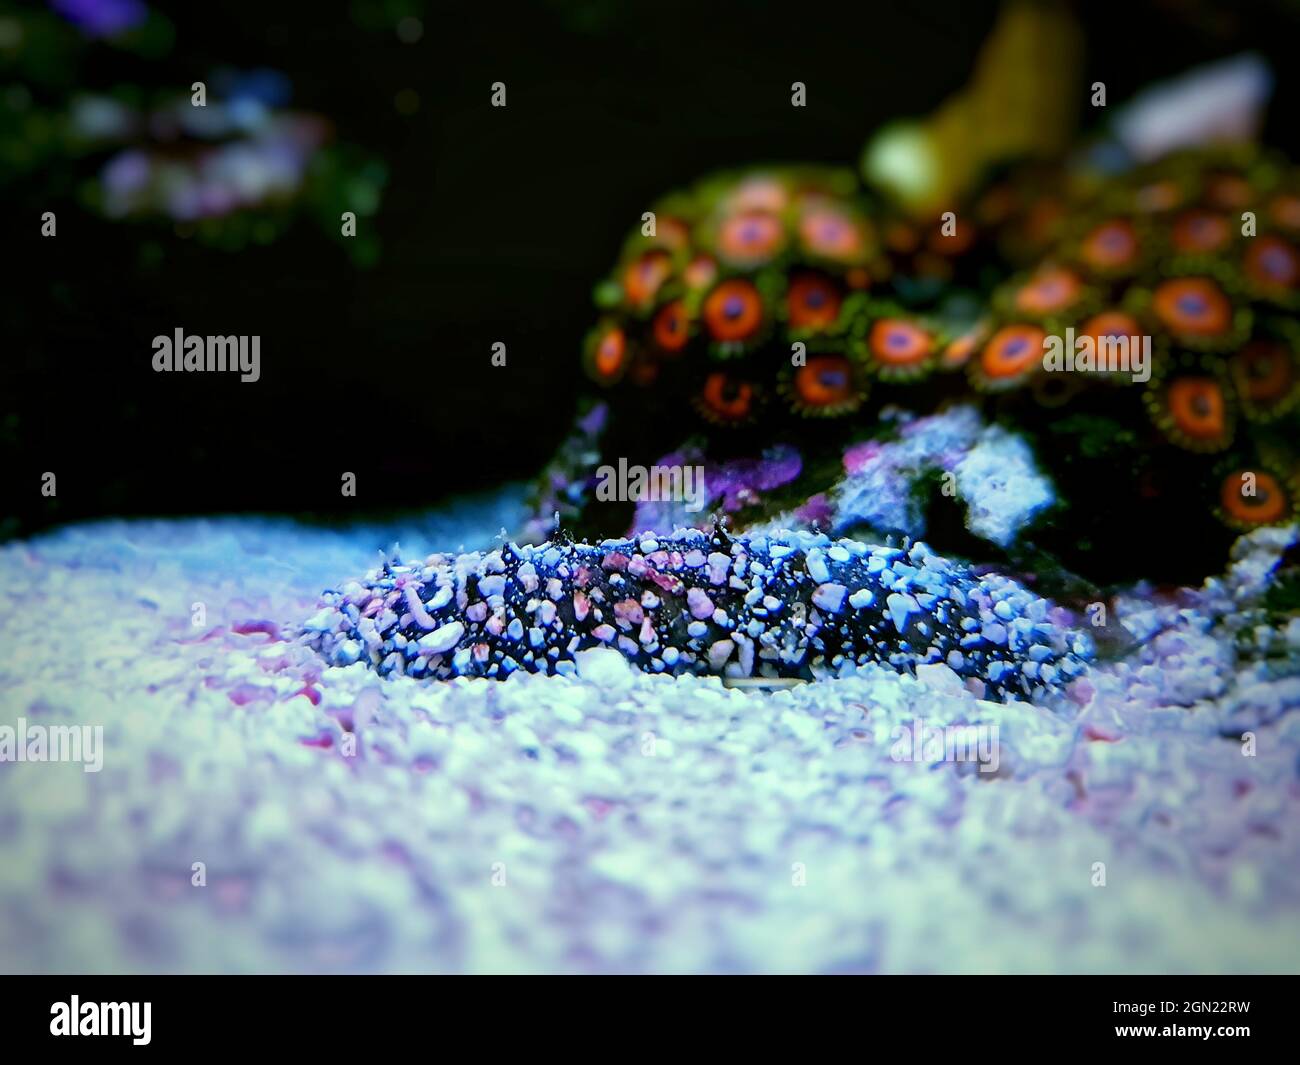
(1, 499), (1298, 973)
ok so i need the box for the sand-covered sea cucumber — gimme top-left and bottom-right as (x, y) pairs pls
(304, 528), (1093, 701)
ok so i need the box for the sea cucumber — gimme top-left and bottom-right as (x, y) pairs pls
(304, 527), (1093, 701)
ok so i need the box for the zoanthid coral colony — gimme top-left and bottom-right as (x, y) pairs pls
(304, 528), (1092, 702)
(579, 151), (1300, 539)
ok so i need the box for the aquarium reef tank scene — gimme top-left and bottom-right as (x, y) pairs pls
(2, 0), (1300, 989)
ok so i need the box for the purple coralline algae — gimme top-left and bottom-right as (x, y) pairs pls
(304, 527), (1092, 701)
(520, 401), (609, 543)
(51, 0), (148, 37)
(825, 405), (1054, 547)
(528, 403), (1056, 551)
(632, 445), (802, 532)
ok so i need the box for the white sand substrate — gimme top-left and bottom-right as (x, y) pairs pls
(2, 489), (1298, 973)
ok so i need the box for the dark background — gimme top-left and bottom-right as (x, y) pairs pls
(5, 0), (1300, 537)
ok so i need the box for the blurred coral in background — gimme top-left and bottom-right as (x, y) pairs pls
(0, 0), (388, 264)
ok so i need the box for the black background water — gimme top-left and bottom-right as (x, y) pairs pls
(5, 0), (1299, 536)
